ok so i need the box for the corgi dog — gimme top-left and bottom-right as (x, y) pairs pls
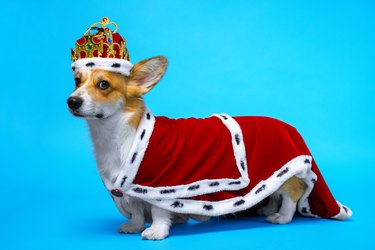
(67, 56), (310, 240)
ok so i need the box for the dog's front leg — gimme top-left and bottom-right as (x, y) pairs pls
(119, 213), (145, 234)
(118, 199), (145, 234)
(141, 205), (171, 240)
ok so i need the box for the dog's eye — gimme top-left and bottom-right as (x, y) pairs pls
(98, 80), (110, 90)
(74, 78), (81, 87)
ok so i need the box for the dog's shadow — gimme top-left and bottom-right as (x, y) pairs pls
(171, 215), (315, 236)
(172, 215), (270, 236)
(79, 214), (320, 237)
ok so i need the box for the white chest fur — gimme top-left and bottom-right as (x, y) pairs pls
(87, 112), (136, 184)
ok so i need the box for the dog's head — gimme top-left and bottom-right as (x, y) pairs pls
(67, 56), (167, 121)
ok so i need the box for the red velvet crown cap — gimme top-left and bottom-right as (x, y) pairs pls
(75, 31), (127, 59)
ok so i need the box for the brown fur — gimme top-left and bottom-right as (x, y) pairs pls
(280, 176), (306, 202)
(73, 57), (167, 128)
(125, 56), (168, 127)
(74, 69), (147, 128)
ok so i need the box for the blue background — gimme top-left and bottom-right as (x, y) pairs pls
(1, 0), (374, 249)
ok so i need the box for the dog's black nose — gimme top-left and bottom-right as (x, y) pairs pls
(67, 96), (83, 110)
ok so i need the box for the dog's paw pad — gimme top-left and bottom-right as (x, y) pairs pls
(141, 225), (169, 240)
(119, 222), (144, 234)
(266, 213), (292, 224)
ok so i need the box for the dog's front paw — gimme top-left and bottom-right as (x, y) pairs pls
(119, 222), (144, 234)
(141, 224), (169, 240)
(266, 213), (292, 224)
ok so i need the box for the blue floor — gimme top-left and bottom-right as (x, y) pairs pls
(1, 158), (372, 249)
(1, 0), (374, 249)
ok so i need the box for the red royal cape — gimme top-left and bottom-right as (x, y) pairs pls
(107, 110), (351, 220)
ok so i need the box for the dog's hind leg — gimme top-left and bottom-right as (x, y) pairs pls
(266, 191), (297, 224)
(258, 193), (281, 216)
(266, 176), (306, 224)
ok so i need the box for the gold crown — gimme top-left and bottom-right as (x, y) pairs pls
(71, 17), (130, 62)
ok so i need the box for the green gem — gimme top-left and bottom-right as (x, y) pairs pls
(86, 44), (93, 50)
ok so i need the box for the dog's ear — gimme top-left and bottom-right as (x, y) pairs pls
(129, 56), (168, 94)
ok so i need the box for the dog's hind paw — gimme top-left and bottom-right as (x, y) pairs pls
(266, 213), (293, 224)
(141, 224), (169, 240)
(119, 222), (144, 234)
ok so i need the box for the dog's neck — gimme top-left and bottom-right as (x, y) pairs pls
(87, 109), (144, 184)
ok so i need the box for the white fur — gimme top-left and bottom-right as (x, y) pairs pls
(265, 190), (296, 224)
(72, 58), (133, 76)
(143, 155), (315, 217)
(87, 110), (177, 239)
(141, 205), (172, 240)
(87, 111), (135, 183)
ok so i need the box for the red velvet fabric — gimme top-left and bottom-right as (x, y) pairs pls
(133, 116), (240, 186)
(133, 116), (341, 218)
(75, 31), (125, 59)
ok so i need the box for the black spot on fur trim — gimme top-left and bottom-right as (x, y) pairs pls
(255, 184), (266, 194)
(160, 189), (176, 194)
(146, 113), (151, 120)
(240, 160), (246, 171)
(234, 199), (245, 206)
(235, 134), (241, 145)
(209, 182), (220, 187)
(72, 66), (75, 71)
(111, 189), (123, 197)
(132, 187), (148, 194)
(131, 152), (137, 164)
(277, 167), (289, 178)
(304, 159), (311, 164)
(203, 205), (213, 211)
(86, 62), (95, 67)
(156, 198), (162, 202)
(120, 176), (127, 187)
(140, 129), (146, 140)
(343, 206), (348, 213)
(112, 63), (121, 68)
(301, 207), (308, 214)
(220, 115), (228, 120)
(229, 181), (241, 185)
(171, 201), (183, 208)
(188, 185), (200, 191)
(311, 178), (317, 184)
